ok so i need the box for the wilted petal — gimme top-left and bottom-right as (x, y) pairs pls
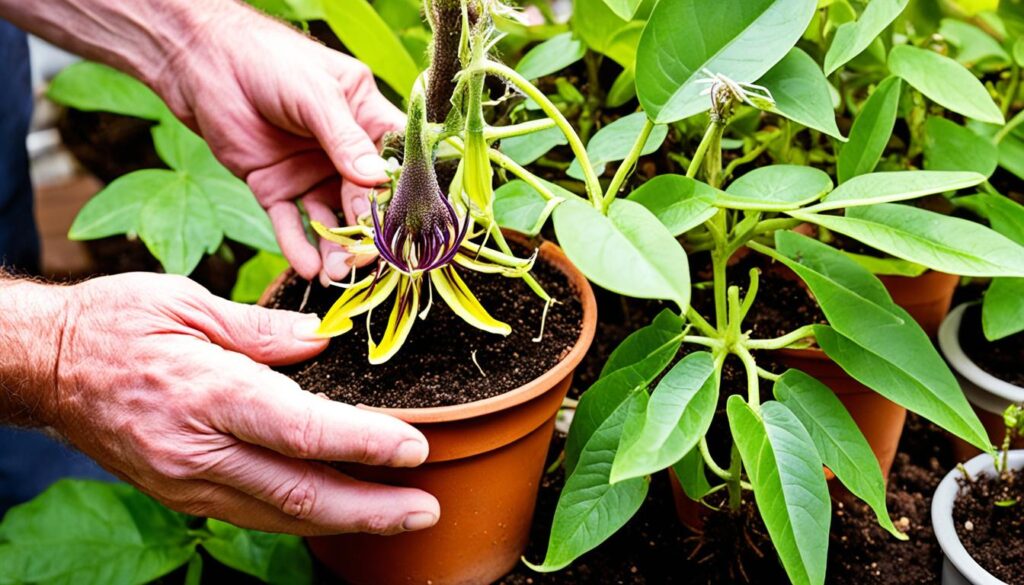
(430, 265), (511, 335)
(369, 275), (422, 364)
(317, 268), (401, 337)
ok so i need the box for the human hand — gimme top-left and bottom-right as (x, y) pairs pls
(155, 6), (400, 285)
(42, 273), (438, 536)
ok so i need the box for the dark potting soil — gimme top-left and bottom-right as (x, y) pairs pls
(267, 247), (583, 409)
(959, 303), (1024, 387)
(953, 467), (1024, 584)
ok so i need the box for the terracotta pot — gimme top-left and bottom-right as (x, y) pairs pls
(938, 303), (1024, 463)
(259, 236), (597, 585)
(878, 271), (959, 338)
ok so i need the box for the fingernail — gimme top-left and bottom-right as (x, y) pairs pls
(402, 511), (438, 532)
(393, 438), (429, 466)
(354, 154), (387, 179)
(324, 250), (350, 279)
(292, 315), (325, 341)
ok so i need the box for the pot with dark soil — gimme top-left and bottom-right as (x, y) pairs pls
(939, 303), (1024, 460)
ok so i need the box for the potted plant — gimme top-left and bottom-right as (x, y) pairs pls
(933, 404), (1024, 585)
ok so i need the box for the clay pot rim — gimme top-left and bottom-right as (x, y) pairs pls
(259, 233), (597, 425)
(931, 450), (1024, 585)
(938, 303), (1024, 406)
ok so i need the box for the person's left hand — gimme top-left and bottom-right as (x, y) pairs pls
(155, 6), (401, 285)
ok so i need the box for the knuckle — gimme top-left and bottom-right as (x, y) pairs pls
(287, 405), (325, 459)
(351, 426), (387, 464)
(275, 470), (319, 520)
(358, 513), (399, 535)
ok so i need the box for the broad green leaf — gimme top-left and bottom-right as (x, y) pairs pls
(553, 198), (690, 310)
(528, 392), (650, 572)
(983, 278), (1024, 340)
(770, 231), (992, 451)
(322, 0), (419, 98)
(601, 0), (644, 20)
(607, 68), (638, 108)
(202, 175), (281, 254)
(493, 181), (548, 235)
(962, 192), (1024, 245)
(516, 33), (588, 80)
(837, 76), (901, 183)
(939, 18), (1010, 69)
(758, 48), (844, 140)
(727, 398), (830, 585)
(635, 0), (817, 123)
(611, 352), (718, 483)
(923, 117), (999, 176)
(151, 120), (210, 172)
(500, 126), (568, 165)
(68, 170), (169, 239)
(843, 251), (929, 277)
(600, 309), (686, 378)
(572, 0), (638, 66)
(0, 480), (195, 585)
(671, 446), (711, 501)
(626, 174), (719, 235)
(824, 0), (910, 75)
(719, 165), (833, 210)
(773, 370), (903, 539)
(47, 62), (169, 121)
(789, 204), (1024, 277)
(231, 251), (290, 303)
(1015, 37), (1024, 67)
(138, 174), (223, 275)
(806, 170), (986, 211)
(999, 0), (1024, 40)
(202, 520), (312, 585)
(888, 45), (1004, 124)
(567, 113), (668, 179)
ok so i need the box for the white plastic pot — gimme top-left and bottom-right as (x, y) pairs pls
(938, 303), (1024, 416)
(932, 450), (1024, 585)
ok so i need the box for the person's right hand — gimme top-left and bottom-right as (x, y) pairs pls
(43, 273), (439, 536)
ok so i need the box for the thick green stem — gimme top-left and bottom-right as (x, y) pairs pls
(746, 324), (817, 350)
(602, 118), (655, 211)
(686, 306), (717, 337)
(485, 118), (557, 141)
(736, 347), (761, 410)
(686, 121), (724, 180)
(700, 437), (732, 481)
(480, 60), (604, 208)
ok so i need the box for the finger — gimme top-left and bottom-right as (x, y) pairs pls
(350, 88), (407, 143)
(301, 93), (388, 187)
(246, 150), (337, 207)
(302, 180), (352, 286)
(267, 202), (321, 280)
(207, 367), (430, 467)
(183, 294), (327, 365)
(341, 180), (373, 226)
(198, 443), (439, 535)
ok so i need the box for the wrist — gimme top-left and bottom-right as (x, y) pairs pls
(0, 279), (73, 427)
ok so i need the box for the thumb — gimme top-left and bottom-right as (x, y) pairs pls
(189, 296), (328, 366)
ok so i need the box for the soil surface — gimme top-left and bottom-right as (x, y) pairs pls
(960, 303), (1024, 387)
(267, 245), (584, 409)
(953, 466), (1024, 584)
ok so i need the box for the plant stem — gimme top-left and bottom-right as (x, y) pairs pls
(685, 306), (717, 337)
(686, 121), (724, 180)
(736, 346), (761, 410)
(488, 223), (551, 301)
(602, 117), (655, 211)
(484, 118), (557, 140)
(722, 131), (780, 181)
(756, 366), (780, 382)
(1002, 62), (1020, 117)
(738, 268), (760, 322)
(682, 335), (723, 349)
(480, 60), (604, 208)
(751, 217), (803, 236)
(700, 436), (732, 481)
(746, 324), (817, 350)
(727, 442), (743, 510)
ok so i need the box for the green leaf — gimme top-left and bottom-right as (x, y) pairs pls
(247, 0), (324, 20)
(999, 0), (1024, 40)
(719, 165), (833, 211)
(493, 178), (570, 236)
(68, 170), (170, 240)
(842, 251), (929, 277)
(923, 117), (999, 177)
(789, 204), (1024, 277)
(47, 62), (169, 121)
(516, 33), (588, 79)
(232, 251), (290, 303)
(758, 48), (844, 140)
(0, 480), (195, 585)
(837, 76), (901, 183)
(500, 126), (568, 166)
(601, 0), (644, 20)
(770, 231), (992, 451)
(567, 113), (668, 179)
(824, 0), (910, 75)
(527, 392), (650, 572)
(635, 0), (817, 123)
(671, 446), (711, 501)
(773, 370), (904, 540)
(611, 352), (718, 483)
(138, 174), (223, 275)
(600, 309), (686, 377)
(939, 18), (1010, 69)
(202, 520), (312, 585)
(888, 45), (1004, 124)
(201, 175), (280, 254)
(626, 174), (719, 235)
(1015, 37), (1024, 67)
(571, 0), (638, 66)
(983, 278), (1024, 341)
(727, 398), (830, 585)
(322, 0), (419, 98)
(553, 198), (690, 310)
(961, 192), (1024, 246)
(806, 170), (986, 211)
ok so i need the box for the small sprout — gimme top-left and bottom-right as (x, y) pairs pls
(995, 499), (1019, 508)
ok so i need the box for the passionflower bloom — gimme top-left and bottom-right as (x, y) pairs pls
(311, 94), (534, 364)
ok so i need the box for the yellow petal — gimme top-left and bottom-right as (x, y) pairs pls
(453, 252), (533, 277)
(317, 269), (400, 337)
(310, 221), (373, 248)
(368, 276), (421, 364)
(430, 266), (511, 335)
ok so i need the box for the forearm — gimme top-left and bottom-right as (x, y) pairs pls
(0, 0), (243, 89)
(0, 276), (69, 427)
